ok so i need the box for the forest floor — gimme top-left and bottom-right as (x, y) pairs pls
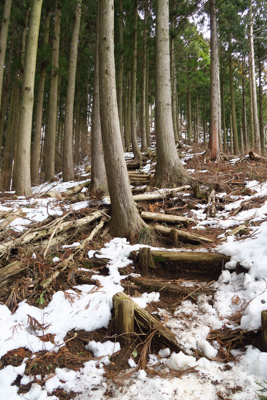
(1, 137), (267, 399)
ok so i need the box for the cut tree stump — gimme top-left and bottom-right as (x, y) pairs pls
(113, 292), (189, 354)
(113, 292), (134, 344)
(130, 248), (230, 280)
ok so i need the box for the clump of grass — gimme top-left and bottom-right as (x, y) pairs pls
(137, 227), (159, 246)
(256, 381), (267, 399)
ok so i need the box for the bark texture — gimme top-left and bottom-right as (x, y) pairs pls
(45, 2), (61, 181)
(0, 0), (12, 111)
(99, 0), (145, 239)
(63, 0), (83, 181)
(90, 2), (108, 194)
(15, 0), (43, 196)
(153, 0), (198, 195)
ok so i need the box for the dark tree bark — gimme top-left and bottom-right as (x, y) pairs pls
(99, 0), (145, 238)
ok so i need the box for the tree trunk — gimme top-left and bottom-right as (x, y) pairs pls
(125, 70), (132, 150)
(141, 0), (148, 152)
(31, 9), (50, 185)
(0, 28), (14, 154)
(153, 0), (199, 196)
(0, 0), (12, 111)
(45, 2), (61, 181)
(170, 0), (178, 143)
(99, 0), (145, 239)
(131, 0), (142, 161)
(258, 60), (264, 154)
(248, 60), (254, 148)
(15, 0), (43, 196)
(229, 49), (239, 155)
(221, 64), (227, 152)
(117, 0), (124, 144)
(90, 1), (108, 194)
(146, 56), (150, 147)
(249, 5), (260, 153)
(187, 84), (192, 143)
(63, 0), (82, 181)
(209, 0), (220, 160)
(242, 57), (248, 152)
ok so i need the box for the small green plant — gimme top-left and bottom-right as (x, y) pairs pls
(37, 290), (46, 307)
(256, 381), (267, 399)
(132, 350), (138, 358)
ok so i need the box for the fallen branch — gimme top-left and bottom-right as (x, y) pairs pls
(141, 212), (194, 227)
(62, 180), (91, 197)
(154, 224), (212, 244)
(41, 217), (107, 288)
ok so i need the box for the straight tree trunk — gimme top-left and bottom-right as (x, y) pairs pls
(90, 1), (108, 194)
(229, 49), (239, 155)
(221, 64), (227, 152)
(15, 0), (43, 196)
(153, 0), (199, 197)
(125, 70), (131, 150)
(242, 57), (248, 152)
(99, 0), (145, 238)
(0, 28), (14, 152)
(141, 0), (148, 152)
(170, 0), (178, 143)
(249, 61), (254, 148)
(117, 0), (124, 143)
(0, 0), (12, 111)
(31, 9), (50, 185)
(63, 0), (83, 181)
(209, 0), (220, 160)
(258, 60), (264, 154)
(146, 57), (150, 147)
(45, 2), (61, 181)
(131, 0), (142, 161)
(187, 84), (192, 143)
(249, 5), (260, 153)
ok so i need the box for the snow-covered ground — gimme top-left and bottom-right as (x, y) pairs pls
(1, 152), (267, 399)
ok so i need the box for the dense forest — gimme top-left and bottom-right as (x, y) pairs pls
(0, 0), (267, 236)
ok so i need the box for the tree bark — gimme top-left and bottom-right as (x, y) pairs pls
(63, 0), (83, 181)
(117, 0), (124, 144)
(99, 0), (145, 239)
(31, 9), (50, 185)
(15, 0), (43, 196)
(249, 5), (260, 153)
(209, 0), (220, 160)
(170, 0), (179, 143)
(229, 49), (239, 155)
(258, 60), (264, 154)
(242, 57), (248, 152)
(153, 0), (199, 196)
(90, 1), (108, 194)
(131, 0), (142, 161)
(0, 0), (12, 111)
(45, 2), (61, 181)
(141, 0), (148, 152)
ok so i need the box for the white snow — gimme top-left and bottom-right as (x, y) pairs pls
(1, 157), (267, 399)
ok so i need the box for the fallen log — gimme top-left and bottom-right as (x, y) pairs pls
(121, 275), (215, 299)
(113, 292), (188, 354)
(133, 186), (190, 202)
(0, 260), (25, 289)
(63, 180), (91, 197)
(249, 151), (267, 162)
(141, 211), (194, 227)
(154, 225), (211, 244)
(130, 247), (230, 280)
